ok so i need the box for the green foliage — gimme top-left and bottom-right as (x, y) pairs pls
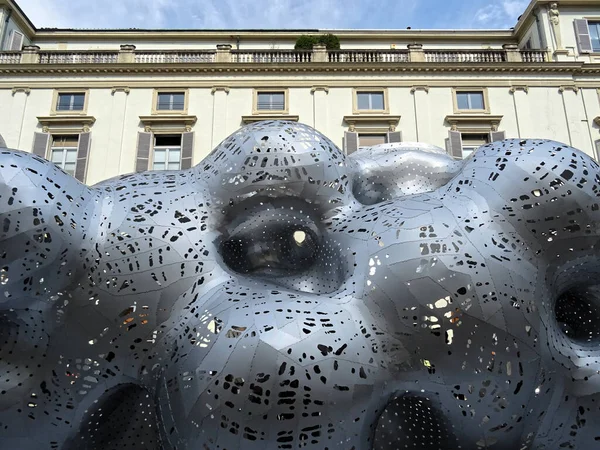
(294, 35), (318, 50)
(294, 34), (341, 50)
(318, 33), (340, 50)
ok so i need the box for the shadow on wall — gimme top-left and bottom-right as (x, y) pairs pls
(0, 134), (5, 148)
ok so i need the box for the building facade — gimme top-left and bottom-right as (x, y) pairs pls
(0, 0), (599, 185)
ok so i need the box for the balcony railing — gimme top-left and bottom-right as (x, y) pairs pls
(425, 50), (506, 63)
(328, 49), (409, 63)
(38, 51), (119, 64)
(520, 50), (548, 63)
(231, 50), (312, 63)
(0, 46), (552, 66)
(134, 50), (215, 63)
(0, 52), (21, 64)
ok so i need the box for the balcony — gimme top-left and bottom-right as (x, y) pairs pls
(0, 45), (550, 66)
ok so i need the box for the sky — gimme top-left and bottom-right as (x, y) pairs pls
(15, 0), (530, 30)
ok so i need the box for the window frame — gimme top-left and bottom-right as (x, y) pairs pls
(452, 88), (490, 114)
(152, 89), (189, 115)
(460, 132), (490, 159)
(151, 134), (183, 171)
(50, 135), (79, 176)
(357, 133), (388, 149)
(587, 19), (600, 52)
(253, 89), (289, 114)
(51, 90), (89, 115)
(353, 88), (389, 114)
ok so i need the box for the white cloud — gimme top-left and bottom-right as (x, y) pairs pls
(473, 0), (528, 28)
(16, 0), (417, 30)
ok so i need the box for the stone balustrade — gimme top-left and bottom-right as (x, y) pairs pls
(0, 44), (551, 65)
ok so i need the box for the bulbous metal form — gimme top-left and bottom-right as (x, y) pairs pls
(1, 121), (600, 449)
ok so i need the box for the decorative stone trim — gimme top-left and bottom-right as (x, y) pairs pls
(241, 114), (299, 123)
(310, 86), (329, 94)
(37, 115), (96, 133)
(111, 87), (131, 95)
(445, 114), (503, 131)
(509, 85), (529, 93)
(11, 87), (31, 95)
(558, 85), (579, 93)
(343, 115), (401, 132)
(410, 85), (430, 93)
(139, 114), (197, 132)
(0, 62), (589, 76)
(211, 86), (230, 94)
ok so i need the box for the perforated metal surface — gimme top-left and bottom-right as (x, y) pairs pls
(1, 121), (600, 449)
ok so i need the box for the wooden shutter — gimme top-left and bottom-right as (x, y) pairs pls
(32, 132), (50, 158)
(446, 130), (463, 159)
(490, 130), (506, 142)
(386, 131), (402, 143)
(344, 131), (359, 155)
(180, 132), (194, 170)
(0, 134), (6, 148)
(135, 132), (152, 172)
(8, 31), (24, 51)
(74, 132), (91, 182)
(574, 19), (593, 53)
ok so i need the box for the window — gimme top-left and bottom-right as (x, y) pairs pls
(50, 135), (78, 175)
(590, 21), (600, 52)
(461, 133), (489, 158)
(356, 91), (385, 111)
(359, 134), (387, 148)
(156, 92), (185, 111)
(56, 93), (86, 112)
(456, 91), (485, 110)
(153, 135), (181, 171)
(256, 91), (285, 111)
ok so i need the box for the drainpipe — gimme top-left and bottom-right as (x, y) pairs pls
(0, 9), (13, 51)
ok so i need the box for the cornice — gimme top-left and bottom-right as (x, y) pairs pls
(242, 114), (299, 123)
(445, 114), (503, 131)
(37, 115), (96, 133)
(343, 115), (401, 132)
(139, 114), (197, 132)
(0, 62), (591, 76)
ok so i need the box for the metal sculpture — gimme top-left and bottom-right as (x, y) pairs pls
(0, 121), (599, 449)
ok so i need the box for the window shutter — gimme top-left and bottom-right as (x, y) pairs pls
(135, 132), (152, 172)
(0, 134), (6, 148)
(386, 131), (402, 143)
(74, 132), (91, 182)
(8, 31), (24, 51)
(446, 130), (463, 159)
(181, 132), (194, 170)
(574, 19), (593, 53)
(344, 131), (359, 155)
(490, 130), (506, 142)
(32, 132), (50, 158)
(595, 139), (600, 160)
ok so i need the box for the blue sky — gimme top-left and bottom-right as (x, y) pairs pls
(16, 0), (530, 30)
